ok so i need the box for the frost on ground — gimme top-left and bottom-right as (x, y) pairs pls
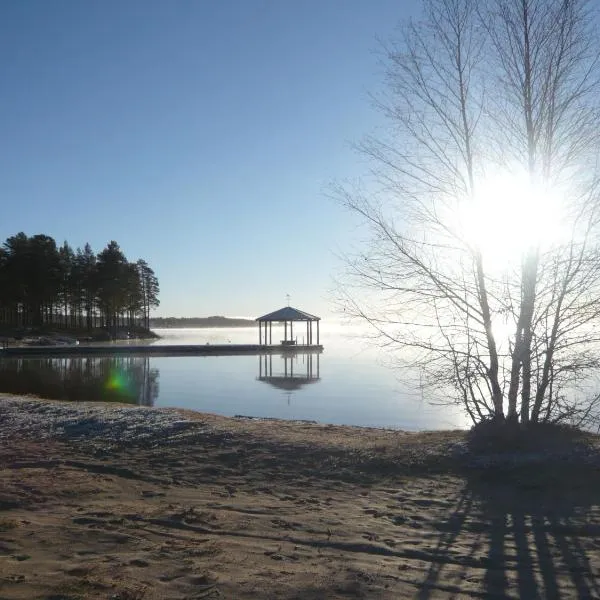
(2, 394), (599, 469)
(0, 395), (207, 448)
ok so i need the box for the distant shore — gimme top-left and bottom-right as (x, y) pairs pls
(150, 316), (256, 328)
(0, 317), (261, 346)
(1, 395), (600, 599)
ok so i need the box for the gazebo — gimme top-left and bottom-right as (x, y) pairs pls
(256, 306), (320, 347)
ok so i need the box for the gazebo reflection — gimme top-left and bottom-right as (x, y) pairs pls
(257, 351), (321, 398)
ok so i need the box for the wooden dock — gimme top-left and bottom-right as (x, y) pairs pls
(0, 344), (324, 358)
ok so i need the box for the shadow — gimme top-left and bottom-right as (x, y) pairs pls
(417, 487), (480, 599)
(0, 355), (159, 405)
(416, 462), (600, 599)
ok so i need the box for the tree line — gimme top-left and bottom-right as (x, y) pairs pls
(0, 233), (159, 333)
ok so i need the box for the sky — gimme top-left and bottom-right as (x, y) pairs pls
(0, 0), (420, 318)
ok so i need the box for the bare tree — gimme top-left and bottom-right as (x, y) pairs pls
(338, 0), (600, 427)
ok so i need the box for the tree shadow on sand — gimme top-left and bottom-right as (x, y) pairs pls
(417, 434), (600, 599)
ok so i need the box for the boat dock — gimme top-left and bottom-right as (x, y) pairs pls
(0, 344), (324, 358)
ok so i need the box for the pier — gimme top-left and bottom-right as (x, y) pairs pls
(0, 343), (324, 358)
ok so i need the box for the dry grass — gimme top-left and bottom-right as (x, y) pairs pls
(0, 517), (19, 531)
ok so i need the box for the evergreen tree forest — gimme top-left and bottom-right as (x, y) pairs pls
(0, 233), (159, 333)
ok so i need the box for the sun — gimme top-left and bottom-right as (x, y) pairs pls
(458, 168), (566, 271)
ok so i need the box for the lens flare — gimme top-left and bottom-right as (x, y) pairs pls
(105, 368), (134, 398)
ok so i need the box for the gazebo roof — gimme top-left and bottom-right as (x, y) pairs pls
(257, 376), (321, 391)
(256, 306), (320, 322)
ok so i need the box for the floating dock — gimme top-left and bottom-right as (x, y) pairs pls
(0, 344), (324, 358)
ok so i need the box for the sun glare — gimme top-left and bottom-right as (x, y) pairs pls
(458, 169), (565, 271)
(491, 314), (516, 349)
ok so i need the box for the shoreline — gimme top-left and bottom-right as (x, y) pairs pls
(0, 394), (461, 458)
(0, 326), (159, 348)
(2, 395), (600, 598)
(2, 394), (599, 467)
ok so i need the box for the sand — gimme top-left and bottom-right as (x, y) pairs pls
(1, 396), (600, 599)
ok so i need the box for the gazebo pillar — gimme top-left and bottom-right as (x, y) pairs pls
(317, 320), (320, 345)
(269, 322), (272, 344)
(284, 321), (287, 342)
(258, 322), (261, 345)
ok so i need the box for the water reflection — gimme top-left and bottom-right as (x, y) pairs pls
(0, 356), (159, 405)
(257, 352), (321, 397)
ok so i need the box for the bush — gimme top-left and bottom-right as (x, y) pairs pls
(466, 418), (588, 455)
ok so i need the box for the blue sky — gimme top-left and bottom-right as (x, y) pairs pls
(0, 0), (419, 318)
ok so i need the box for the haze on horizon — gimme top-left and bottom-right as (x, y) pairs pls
(0, 0), (421, 319)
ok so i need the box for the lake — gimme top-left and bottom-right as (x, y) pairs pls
(0, 326), (467, 430)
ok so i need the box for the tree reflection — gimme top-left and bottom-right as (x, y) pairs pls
(0, 356), (159, 405)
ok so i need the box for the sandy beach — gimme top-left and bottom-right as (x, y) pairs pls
(1, 396), (600, 599)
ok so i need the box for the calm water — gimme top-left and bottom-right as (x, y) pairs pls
(0, 326), (467, 430)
